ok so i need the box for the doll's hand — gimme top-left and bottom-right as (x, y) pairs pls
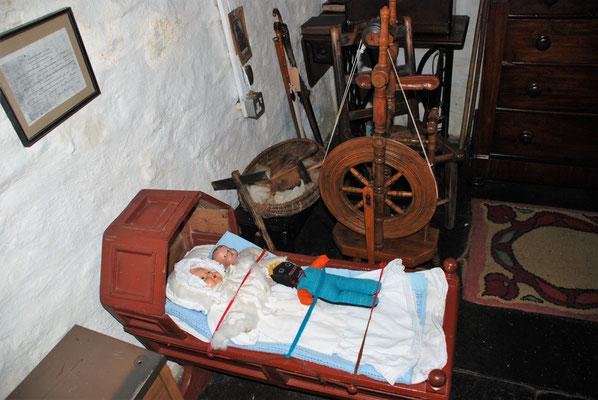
(297, 288), (314, 305)
(310, 255), (329, 269)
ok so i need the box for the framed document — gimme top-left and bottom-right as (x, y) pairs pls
(0, 8), (100, 147)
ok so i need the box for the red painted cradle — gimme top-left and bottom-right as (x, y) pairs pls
(100, 189), (459, 399)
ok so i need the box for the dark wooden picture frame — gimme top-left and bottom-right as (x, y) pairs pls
(0, 7), (100, 147)
(228, 7), (252, 65)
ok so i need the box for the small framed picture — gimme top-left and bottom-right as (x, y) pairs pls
(228, 7), (252, 65)
(0, 8), (100, 147)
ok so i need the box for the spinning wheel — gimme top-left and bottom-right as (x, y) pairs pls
(320, 1), (445, 266)
(320, 136), (437, 238)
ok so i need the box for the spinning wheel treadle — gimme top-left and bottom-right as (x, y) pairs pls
(320, 136), (437, 239)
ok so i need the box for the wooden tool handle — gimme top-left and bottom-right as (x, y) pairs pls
(232, 170), (276, 251)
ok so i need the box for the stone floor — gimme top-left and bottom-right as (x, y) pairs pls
(198, 165), (598, 400)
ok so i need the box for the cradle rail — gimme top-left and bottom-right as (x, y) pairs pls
(100, 189), (459, 400)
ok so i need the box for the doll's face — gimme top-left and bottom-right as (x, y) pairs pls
(212, 245), (238, 268)
(190, 267), (223, 287)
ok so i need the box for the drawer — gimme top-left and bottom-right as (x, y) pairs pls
(509, 0), (598, 17)
(497, 64), (598, 113)
(491, 110), (598, 165)
(504, 19), (598, 64)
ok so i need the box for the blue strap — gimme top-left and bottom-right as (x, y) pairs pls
(284, 268), (327, 359)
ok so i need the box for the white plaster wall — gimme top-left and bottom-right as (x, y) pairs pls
(0, 0), (332, 394)
(0, 0), (479, 394)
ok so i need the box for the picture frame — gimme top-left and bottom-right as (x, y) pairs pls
(228, 7), (252, 65)
(0, 7), (100, 147)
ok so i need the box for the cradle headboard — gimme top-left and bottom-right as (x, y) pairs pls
(100, 189), (237, 319)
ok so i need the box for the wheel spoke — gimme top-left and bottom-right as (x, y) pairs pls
(385, 198), (404, 214)
(352, 199), (364, 210)
(349, 167), (369, 187)
(387, 190), (413, 198)
(385, 171), (404, 187)
(342, 186), (364, 194)
(365, 163), (373, 181)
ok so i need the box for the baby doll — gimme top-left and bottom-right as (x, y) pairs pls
(212, 245), (287, 282)
(208, 245), (286, 350)
(165, 256), (228, 313)
(189, 267), (223, 288)
(271, 255), (381, 307)
(211, 244), (239, 268)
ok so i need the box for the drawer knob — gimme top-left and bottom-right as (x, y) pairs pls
(536, 35), (551, 51)
(527, 82), (542, 97)
(520, 130), (533, 144)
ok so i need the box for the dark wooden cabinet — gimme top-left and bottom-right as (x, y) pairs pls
(471, 0), (598, 187)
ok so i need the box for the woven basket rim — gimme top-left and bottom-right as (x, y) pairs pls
(240, 139), (324, 218)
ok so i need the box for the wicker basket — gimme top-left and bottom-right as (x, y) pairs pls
(240, 139), (324, 218)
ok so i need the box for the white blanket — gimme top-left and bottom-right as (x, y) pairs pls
(165, 243), (448, 384)
(203, 259), (447, 384)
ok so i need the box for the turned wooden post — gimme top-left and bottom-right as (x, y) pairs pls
(371, 7), (391, 252)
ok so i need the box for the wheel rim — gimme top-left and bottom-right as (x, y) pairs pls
(320, 136), (437, 238)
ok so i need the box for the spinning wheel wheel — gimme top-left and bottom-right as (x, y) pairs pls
(320, 136), (437, 238)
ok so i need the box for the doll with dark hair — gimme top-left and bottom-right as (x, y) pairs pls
(271, 255), (381, 308)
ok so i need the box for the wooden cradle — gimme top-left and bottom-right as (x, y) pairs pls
(100, 189), (459, 399)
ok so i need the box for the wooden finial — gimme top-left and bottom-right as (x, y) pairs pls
(389, 0), (397, 25)
(443, 258), (458, 274)
(378, 6), (389, 67)
(428, 369), (447, 388)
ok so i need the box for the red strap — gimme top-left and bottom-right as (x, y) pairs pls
(351, 263), (386, 387)
(208, 249), (267, 357)
(255, 249), (268, 263)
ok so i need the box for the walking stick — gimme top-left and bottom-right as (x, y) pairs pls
(459, 0), (489, 155)
(273, 35), (303, 140)
(273, 9), (324, 146)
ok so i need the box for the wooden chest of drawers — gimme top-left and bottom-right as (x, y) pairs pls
(471, 0), (598, 187)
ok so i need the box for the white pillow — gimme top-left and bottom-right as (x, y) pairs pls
(183, 244), (213, 259)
